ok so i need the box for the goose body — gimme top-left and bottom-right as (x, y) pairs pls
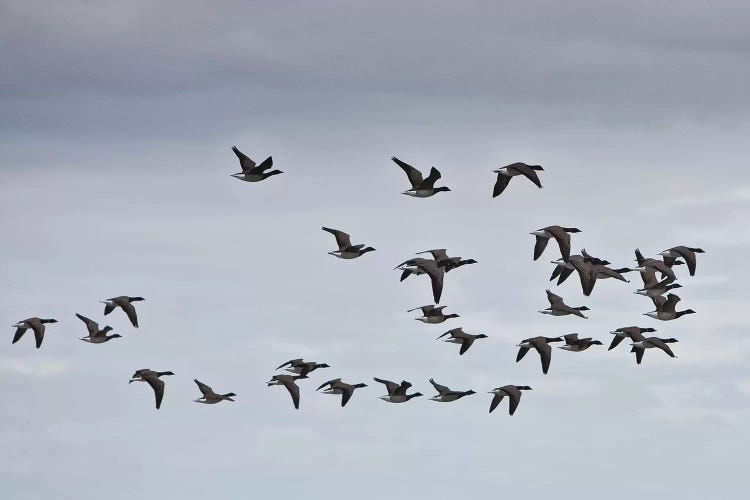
(230, 146), (282, 182)
(76, 313), (121, 343)
(659, 246), (705, 276)
(492, 162), (543, 197)
(11, 317), (57, 349)
(630, 337), (679, 364)
(194, 379), (237, 404)
(428, 378), (476, 402)
(559, 333), (603, 352)
(645, 294), (695, 321)
(374, 377), (422, 403)
(129, 369), (174, 409)
(488, 385), (532, 415)
(608, 326), (656, 350)
(317, 379), (367, 407)
(539, 290), (589, 318)
(391, 157), (450, 197)
(531, 225), (581, 261)
(408, 305), (459, 324)
(275, 359), (330, 377)
(101, 296), (144, 328)
(516, 336), (563, 374)
(322, 227), (375, 259)
(436, 327), (487, 355)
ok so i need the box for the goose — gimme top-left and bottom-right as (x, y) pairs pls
(415, 249), (477, 271)
(645, 294), (695, 321)
(129, 369), (174, 409)
(398, 259), (445, 304)
(11, 317), (57, 349)
(549, 250), (614, 285)
(608, 326), (656, 350)
(75, 313), (121, 344)
(559, 333), (603, 352)
(194, 379), (237, 404)
(373, 377), (423, 403)
(632, 249), (678, 282)
(635, 282), (682, 299)
(316, 379), (367, 407)
(396, 257), (434, 281)
(267, 374), (308, 409)
(539, 290), (589, 319)
(630, 337), (679, 364)
(580, 248), (611, 266)
(101, 296), (144, 328)
(391, 156), (450, 197)
(321, 227), (375, 259)
(436, 327), (488, 355)
(488, 385), (532, 415)
(408, 305), (459, 324)
(516, 336), (564, 374)
(492, 162), (543, 197)
(659, 246), (705, 276)
(554, 257), (633, 296)
(530, 226), (582, 261)
(230, 146), (282, 182)
(275, 359), (330, 377)
(428, 378), (476, 402)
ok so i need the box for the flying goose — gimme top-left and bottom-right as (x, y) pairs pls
(516, 336), (564, 374)
(539, 290), (589, 319)
(101, 296), (144, 328)
(415, 249), (477, 272)
(492, 162), (544, 197)
(436, 327), (488, 355)
(608, 326), (656, 350)
(428, 378), (476, 402)
(391, 156), (451, 197)
(549, 249), (613, 285)
(633, 249), (678, 282)
(398, 259), (445, 304)
(11, 317), (57, 349)
(275, 359), (330, 377)
(659, 246), (705, 276)
(317, 379), (368, 407)
(645, 294), (695, 321)
(129, 369), (174, 409)
(630, 337), (679, 364)
(553, 257), (633, 296)
(530, 226), (582, 262)
(267, 374), (307, 409)
(635, 282), (682, 299)
(373, 377), (423, 403)
(559, 333), (603, 352)
(488, 385), (532, 415)
(75, 313), (121, 344)
(230, 146), (282, 182)
(408, 305), (459, 324)
(194, 379), (237, 404)
(321, 227), (375, 259)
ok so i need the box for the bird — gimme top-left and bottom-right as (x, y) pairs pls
(414, 249), (477, 272)
(129, 369), (174, 409)
(391, 156), (451, 197)
(373, 377), (423, 403)
(194, 379), (237, 404)
(539, 290), (590, 318)
(492, 162), (544, 197)
(428, 378), (476, 402)
(11, 318), (57, 349)
(530, 226), (582, 261)
(552, 257), (633, 295)
(230, 146), (282, 182)
(645, 293), (696, 321)
(267, 374), (306, 409)
(397, 259), (445, 304)
(75, 313), (121, 344)
(436, 327), (488, 355)
(408, 305), (459, 324)
(516, 336), (563, 374)
(659, 246), (705, 276)
(488, 385), (533, 415)
(316, 379), (368, 407)
(630, 337), (679, 364)
(275, 359), (330, 377)
(558, 333), (603, 352)
(321, 227), (375, 259)
(101, 296), (145, 328)
(633, 249), (679, 282)
(608, 326), (656, 350)
(635, 281), (683, 299)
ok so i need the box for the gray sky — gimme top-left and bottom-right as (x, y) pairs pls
(2, 1), (749, 498)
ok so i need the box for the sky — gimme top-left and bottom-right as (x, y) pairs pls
(2, 0), (750, 498)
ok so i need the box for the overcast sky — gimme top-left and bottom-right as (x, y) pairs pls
(2, 1), (750, 498)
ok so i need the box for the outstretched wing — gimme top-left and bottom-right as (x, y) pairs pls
(489, 393), (504, 413)
(373, 377), (400, 396)
(391, 157), (423, 188)
(533, 235), (549, 261)
(75, 313), (99, 336)
(511, 163), (543, 188)
(492, 173), (512, 198)
(420, 167), (442, 189)
(194, 379), (213, 397)
(321, 227), (352, 250)
(282, 379), (301, 409)
(145, 376), (166, 409)
(546, 289), (564, 307)
(429, 378), (451, 395)
(232, 146), (256, 172)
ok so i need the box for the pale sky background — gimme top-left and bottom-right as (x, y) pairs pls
(2, 1), (750, 498)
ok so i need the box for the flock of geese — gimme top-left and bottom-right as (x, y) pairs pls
(11, 150), (705, 416)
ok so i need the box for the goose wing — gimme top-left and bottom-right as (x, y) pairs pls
(321, 227), (352, 250)
(419, 166), (442, 189)
(417, 261), (444, 304)
(231, 146), (256, 172)
(489, 393), (505, 413)
(510, 163), (543, 188)
(281, 378), (301, 409)
(194, 379), (214, 397)
(459, 337), (476, 355)
(533, 235), (549, 261)
(114, 297), (139, 327)
(75, 313), (99, 336)
(531, 338), (553, 374)
(546, 289), (564, 307)
(391, 157), (423, 188)
(373, 377), (400, 396)
(492, 173), (512, 197)
(668, 246), (697, 276)
(340, 386), (355, 407)
(252, 156), (273, 173)
(145, 376), (166, 409)
(547, 226), (572, 261)
(503, 386), (523, 415)
(429, 378), (451, 395)
(648, 338), (677, 357)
